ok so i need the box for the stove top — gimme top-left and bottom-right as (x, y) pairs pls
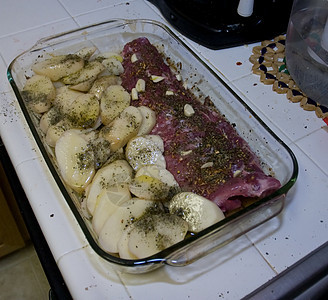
(148, 0), (293, 49)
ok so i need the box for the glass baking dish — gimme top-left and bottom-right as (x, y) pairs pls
(7, 19), (298, 274)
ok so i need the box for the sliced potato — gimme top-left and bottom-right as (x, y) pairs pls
(102, 57), (124, 75)
(125, 135), (166, 171)
(86, 159), (133, 215)
(100, 106), (142, 152)
(22, 75), (56, 113)
(39, 106), (62, 134)
(169, 192), (225, 232)
(143, 135), (165, 152)
(127, 213), (188, 259)
(32, 54), (84, 81)
(100, 85), (131, 125)
(45, 120), (72, 147)
(67, 93), (100, 128)
(84, 135), (111, 169)
(75, 46), (97, 60)
(95, 52), (123, 62)
(89, 75), (122, 99)
(53, 86), (84, 115)
(92, 185), (131, 235)
(98, 198), (155, 253)
(137, 106), (156, 135)
(61, 60), (105, 85)
(55, 130), (95, 192)
(69, 78), (95, 92)
(136, 165), (179, 189)
(117, 225), (139, 260)
(129, 175), (171, 200)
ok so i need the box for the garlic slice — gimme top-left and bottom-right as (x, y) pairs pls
(151, 75), (164, 83)
(135, 79), (146, 92)
(184, 103), (195, 117)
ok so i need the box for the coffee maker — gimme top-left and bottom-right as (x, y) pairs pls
(148, 0), (293, 49)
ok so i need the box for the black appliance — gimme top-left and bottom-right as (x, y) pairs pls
(148, 0), (293, 49)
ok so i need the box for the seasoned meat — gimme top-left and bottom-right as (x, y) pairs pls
(121, 37), (281, 212)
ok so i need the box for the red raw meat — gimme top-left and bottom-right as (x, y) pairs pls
(121, 37), (281, 212)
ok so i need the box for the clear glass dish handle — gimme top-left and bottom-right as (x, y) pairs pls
(165, 195), (285, 267)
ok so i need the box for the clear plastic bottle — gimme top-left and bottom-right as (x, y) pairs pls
(285, 0), (328, 106)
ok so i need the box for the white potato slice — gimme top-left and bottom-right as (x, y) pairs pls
(102, 57), (124, 75)
(86, 160), (133, 215)
(100, 85), (131, 125)
(45, 120), (71, 147)
(61, 61), (105, 85)
(75, 46), (97, 60)
(95, 52), (123, 62)
(100, 106), (142, 152)
(32, 54), (84, 81)
(69, 78), (95, 92)
(53, 86), (84, 115)
(92, 184), (131, 235)
(125, 135), (166, 171)
(137, 106), (156, 136)
(83, 135), (111, 169)
(67, 93), (100, 128)
(136, 165), (179, 189)
(89, 75), (122, 99)
(39, 106), (62, 134)
(98, 198), (154, 253)
(169, 192), (225, 233)
(143, 135), (164, 152)
(129, 175), (171, 200)
(128, 213), (188, 259)
(117, 225), (139, 260)
(55, 130), (95, 192)
(22, 75), (56, 113)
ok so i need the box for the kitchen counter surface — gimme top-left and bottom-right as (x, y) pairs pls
(1, 1), (328, 299)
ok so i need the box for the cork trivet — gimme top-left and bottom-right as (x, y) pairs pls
(250, 35), (328, 122)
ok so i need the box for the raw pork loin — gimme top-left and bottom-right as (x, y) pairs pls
(121, 37), (281, 212)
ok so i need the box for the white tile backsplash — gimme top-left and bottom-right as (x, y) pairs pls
(74, 0), (164, 27)
(296, 126), (328, 176)
(15, 158), (90, 261)
(0, 90), (41, 165)
(0, 55), (11, 93)
(231, 74), (324, 142)
(0, 0), (70, 38)
(247, 144), (328, 273)
(119, 235), (276, 300)
(0, 0), (328, 298)
(59, 0), (135, 17)
(57, 247), (131, 299)
(0, 19), (78, 64)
